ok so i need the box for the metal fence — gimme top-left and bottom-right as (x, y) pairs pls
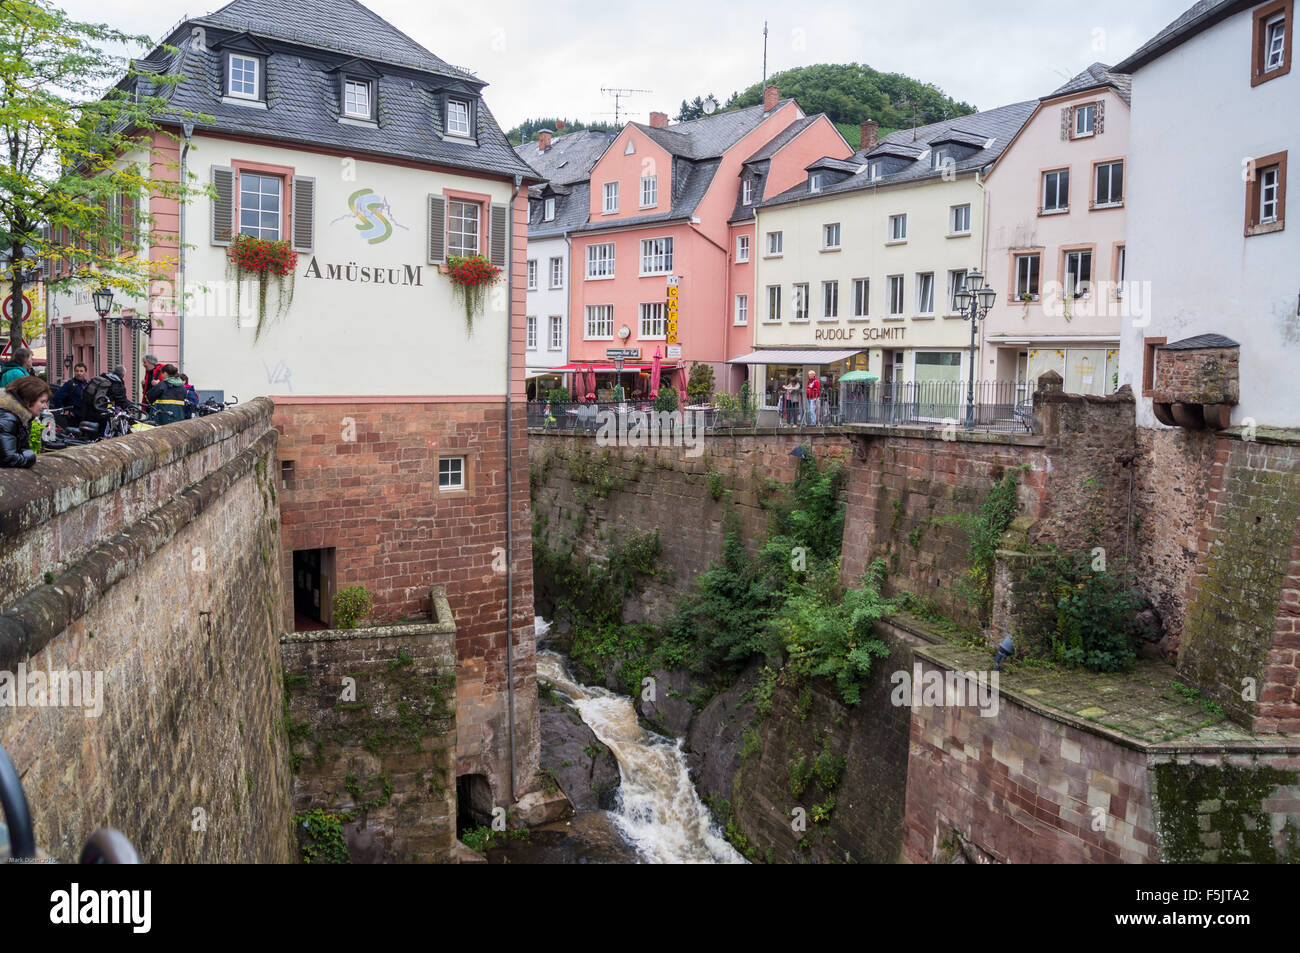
(840, 379), (1035, 433)
(526, 400), (718, 433)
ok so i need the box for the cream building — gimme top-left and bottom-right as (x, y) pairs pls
(746, 101), (1035, 417)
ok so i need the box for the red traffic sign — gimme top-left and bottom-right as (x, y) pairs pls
(2, 294), (32, 323)
(0, 337), (31, 359)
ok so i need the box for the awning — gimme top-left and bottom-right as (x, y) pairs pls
(727, 348), (864, 365)
(553, 362), (677, 373)
(526, 368), (565, 379)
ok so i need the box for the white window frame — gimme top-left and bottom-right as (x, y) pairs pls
(734, 293), (748, 325)
(810, 173), (823, 193)
(933, 148), (949, 170)
(736, 234), (750, 262)
(543, 197), (555, 222)
(447, 199), (480, 257)
(526, 315), (537, 349)
(227, 54), (259, 100)
(1074, 103), (1096, 138)
(585, 304), (614, 339)
(821, 280), (839, 320)
(640, 175), (658, 208)
(852, 278), (869, 319)
(947, 269), (967, 314)
(639, 236), (674, 275)
(823, 222), (841, 250)
(1043, 168), (1070, 213)
(742, 179), (753, 205)
(888, 275), (905, 317)
(950, 204), (971, 235)
(603, 181), (619, 214)
(766, 285), (782, 322)
(343, 78), (372, 119)
(1015, 254), (1041, 299)
(1261, 166), (1281, 222)
(1064, 250), (1093, 299)
(639, 302), (666, 339)
(526, 259), (537, 290)
(447, 98), (471, 137)
(549, 315), (564, 350)
(585, 242), (615, 279)
(916, 272), (935, 316)
(889, 213), (907, 242)
(1265, 14), (1287, 71)
(1094, 160), (1124, 208)
(438, 456), (465, 491)
(792, 283), (810, 322)
(549, 256), (564, 289)
(766, 231), (783, 257)
(238, 172), (282, 240)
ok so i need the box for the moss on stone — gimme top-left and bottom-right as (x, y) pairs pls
(1153, 761), (1300, 863)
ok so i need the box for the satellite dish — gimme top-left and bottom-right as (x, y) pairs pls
(703, 96), (717, 115)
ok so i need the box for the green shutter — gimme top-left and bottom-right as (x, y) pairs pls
(428, 194), (446, 264)
(489, 202), (507, 267)
(211, 165), (235, 246)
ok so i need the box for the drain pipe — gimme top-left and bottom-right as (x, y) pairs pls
(178, 122), (194, 372)
(505, 173), (522, 804)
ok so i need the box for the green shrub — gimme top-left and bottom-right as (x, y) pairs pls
(686, 362), (715, 404)
(1050, 551), (1145, 672)
(788, 755), (812, 797)
(940, 467), (1024, 621)
(546, 387), (571, 404)
(654, 383), (679, 413)
(332, 586), (373, 630)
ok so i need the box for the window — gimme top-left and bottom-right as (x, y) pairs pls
(549, 316), (563, 350)
(1015, 253), (1041, 299)
(1094, 160), (1124, 207)
(1043, 168), (1070, 213)
(1116, 245), (1127, 297)
(585, 304), (613, 338)
(1246, 152), (1287, 234)
(916, 272), (935, 315)
(640, 237), (673, 274)
(543, 197), (555, 222)
(951, 204), (971, 234)
(448, 199), (480, 256)
(767, 285), (782, 321)
(1253, 1), (1293, 85)
(889, 214), (907, 242)
(736, 234), (750, 262)
(603, 181), (619, 213)
(640, 175), (658, 208)
(823, 223), (841, 249)
(526, 259), (537, 290)
(822, 280), (839, 319)
(852, 278), (869, 319)
(227, 54), (259, 99)
(1074, 103), (1095, 137)
(947, 270), (967, 313)
(1064, 250), (1093, 298)
(343, 79), (372, 119)
(810, 173), (823, 193)
(933, 148), (950, 171)
(447, 99), (471, 136)
(888, 275), (904, 317)
(742, 179), (753, 205)
(1141, 337), (1166, 396)
(793, 283), (810, 321)
(766, 231), (783, 256)
(735, 294), (748, 325)
(550, 257), (564, 289)
(637, 302), (664, 338)
(438, 456), (465, 491)
(238, 173), (281, 239)
(526, 315), (537, 349)
(586, 242), (615, 278)
(869, 160), (882, 180)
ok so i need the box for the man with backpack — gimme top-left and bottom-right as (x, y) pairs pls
(145, 365), (189, 424)
(81, 365), (130, 425)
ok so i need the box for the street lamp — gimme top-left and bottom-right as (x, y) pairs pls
(953, 268), (997, 428)
(92, 285), (114, 319)
(93, 284), (154, 337)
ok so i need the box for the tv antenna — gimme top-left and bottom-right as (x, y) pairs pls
(600, 86), (652, 126)
(762, 21), (768, 90)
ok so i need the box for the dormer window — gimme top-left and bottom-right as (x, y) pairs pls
(343, 78), (373, 120)
(1073, 103), (1096, 137)
(544, 197), (555, 222)
(227, 53), (261, 100)
(742, 179), (753, 205)
(447, 98), (471, 137)
(809, 173), (823, 193)
(869, 160), (882, 180)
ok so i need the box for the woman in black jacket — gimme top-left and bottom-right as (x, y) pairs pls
(1, 376), (52, 468)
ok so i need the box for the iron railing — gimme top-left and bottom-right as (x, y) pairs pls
(840, 379), (1034, 432)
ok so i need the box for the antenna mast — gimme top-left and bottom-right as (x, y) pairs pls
(600, 86), (653, 126)
(762, 21), (769, 90)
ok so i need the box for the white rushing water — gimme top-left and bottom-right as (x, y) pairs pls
(535, 631), (745, 864)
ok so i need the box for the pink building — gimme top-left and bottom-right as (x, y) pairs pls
(566, 88), (849, 395)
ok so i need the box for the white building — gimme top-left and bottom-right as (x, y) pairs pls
(1116, 0), (1298, 428)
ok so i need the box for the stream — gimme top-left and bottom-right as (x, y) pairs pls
(531, 642), (745, 865)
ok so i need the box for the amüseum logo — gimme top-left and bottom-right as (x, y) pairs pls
(334, 188), (406, 244)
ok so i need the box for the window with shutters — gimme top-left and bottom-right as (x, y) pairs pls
(448, 199), (479, 256)
(238, 173), (282, 239)
(291, 176), (315, 252)
(1072, 103), (1095, 138)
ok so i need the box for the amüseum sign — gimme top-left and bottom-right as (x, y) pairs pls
(814, 326), (905, 341)
(301, 257), (424, 286)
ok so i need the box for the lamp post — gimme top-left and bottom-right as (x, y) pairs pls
(92, 285), (114, 319)
(953, 268), (997, 428)
(94, 284), (153, 336)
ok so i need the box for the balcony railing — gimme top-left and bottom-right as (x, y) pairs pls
(840, 379), (1034, 433)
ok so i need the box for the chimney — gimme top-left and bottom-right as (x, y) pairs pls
(860, 119), (878, 152)
(763, 85), (779, 112)
(538, 129), (553, 150)
(649, 111), (668, 128)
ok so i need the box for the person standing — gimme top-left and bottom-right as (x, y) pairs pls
(145, 364), (189, 424)
(1, 376), (52, 468)
(81, 365), (130, 425)
(806, 370), (821, 426)
(141, 354), (167, 404)
(1, 347), (34, 387)
(782, 376), (800, 426)
(52, 362), (90, 416)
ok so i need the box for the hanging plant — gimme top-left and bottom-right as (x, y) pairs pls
(444, 254), (502, 334)
(228, 234), (298, 341)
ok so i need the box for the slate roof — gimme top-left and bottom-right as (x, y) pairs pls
(741, 115), (820, 164)
(574, 159), (721, 233)
(515, 129), (614, 187)
(629, 100), (796, 160)
(1115, 0), (1252, 73)
(759, 100), (1036, 209)
(1160, 333), (1240, 350)
(526, 182), (591, 240)
(129, 0), (537, 181)
(1047, 62), (1132, 105)
(807, 157), (864, 174)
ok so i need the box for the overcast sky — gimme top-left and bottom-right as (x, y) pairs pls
(60, 0), (1192, 130)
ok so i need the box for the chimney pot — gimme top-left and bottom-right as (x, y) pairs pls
(860, 119), (879, 152)
(538, 130), (553, 150)
(649, 111), (668, 128)
(763, 85), (779, 112)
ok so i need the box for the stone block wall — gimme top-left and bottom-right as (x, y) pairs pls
(0, 400), (294, 862)
(274, 399), (538, 810)
(1152, 346), (1240, 405)
(280, 593), (458, 864)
